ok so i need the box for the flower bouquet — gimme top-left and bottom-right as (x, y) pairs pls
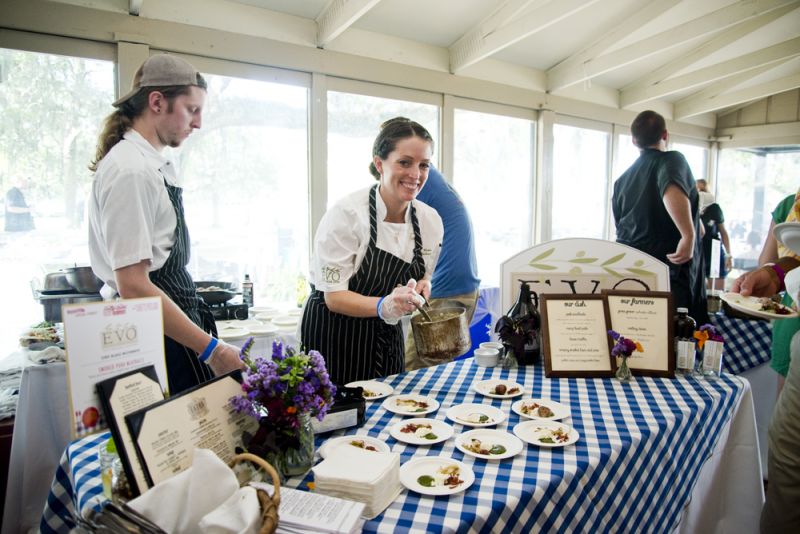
(230, 339), (336, 479)
(694, 324), (725, 377)
(608, 330), (643, 382)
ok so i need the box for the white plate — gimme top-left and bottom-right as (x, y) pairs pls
(318, 435), (390, 459)
(513, 420), (580, 448)
(271, 315), (299, 327)
(382, 395), (440, 416)
(775, 222), (800, 256)
(399, 456), (474, 496)
(218, 319), (261, 329)
(446, 403), (505, 427)
(249, 306), (278, 315)
(473, 379), (525, 399)
(455, 429), (523, 460)
(217, 327), (250, 340)
(254, 311), (282, 322)
(511, 398), (571, 421)
(719, 291), (798, 320)
(248, 323), (279, 335)
(286, 308), (303, 317)
(345, 380), (394, 400)
(389, 418), (454, 445)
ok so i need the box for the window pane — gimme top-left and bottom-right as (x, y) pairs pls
(453, 109), (534, 287)
(614, 134), (640, 179)
(327, 91), (439, 208)
(717, 148), (800, 275)
(170, 74), (309, 308)
(552, 124), (609, 240)
(672, 143), (708, 181)
(0, 49), (114, 354)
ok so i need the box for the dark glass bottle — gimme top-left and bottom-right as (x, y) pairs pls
(674, 307), (697, 375)
(506, 281), (541, 365)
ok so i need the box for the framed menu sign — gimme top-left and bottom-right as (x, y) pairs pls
(602, 290), (674, 378)
(125, 372), (258, 490)
(540, 294), (615, 378)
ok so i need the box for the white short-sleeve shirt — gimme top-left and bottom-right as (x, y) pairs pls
(310, 185), (443, 292)
(88, 130), (179, 298)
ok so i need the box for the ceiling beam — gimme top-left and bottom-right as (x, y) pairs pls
(316, 0), (382, 48)
(129, 0), (142, 16)
(620, 4), (798, 108)
(675, 71), (800, 119)
(547, 0), (681, 90)
(622, 37), (800, 107)
(449, 0), (600, 74)
(547, 0), (800, 92)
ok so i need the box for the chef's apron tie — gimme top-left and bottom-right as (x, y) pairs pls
(302, 184), (426, 385)
(149, 179), (215, 394)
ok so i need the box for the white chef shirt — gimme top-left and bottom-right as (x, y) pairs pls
(310, 185), (443, 292)
(88, 129), (179, 298)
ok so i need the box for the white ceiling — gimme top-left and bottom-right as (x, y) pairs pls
(53, 0), (800, 120)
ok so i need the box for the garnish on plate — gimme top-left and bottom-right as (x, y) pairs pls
(349, 439), (378, 451)
(417, 465), (464, 488)
(491, 383), (520, 395)
(537, 426), (570, 444)
(400, 422), (438, 440)
(361, 389), (379, 398)
(458, 412), (493, 424)
(520, 401), (553, 418)
(396, 398), (429, 412)
(464, 438), (507, 455)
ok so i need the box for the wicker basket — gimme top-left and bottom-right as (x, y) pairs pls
(229, 453), (281, 534)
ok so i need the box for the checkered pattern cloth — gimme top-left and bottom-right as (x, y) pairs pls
(40, 360), (747, 533)
(710, 313), (772, 375)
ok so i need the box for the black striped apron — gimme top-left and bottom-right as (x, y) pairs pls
(149, 179), (216, 394)
(302, 185), (426, 385)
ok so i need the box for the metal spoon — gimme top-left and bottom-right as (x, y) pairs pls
(414, 300), (433, 322)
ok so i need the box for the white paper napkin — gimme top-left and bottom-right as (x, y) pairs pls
(198, 486), (261, 534)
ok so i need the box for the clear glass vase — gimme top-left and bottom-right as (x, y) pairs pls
(272, 413), (315, 479)
(616, 355), (632, 382)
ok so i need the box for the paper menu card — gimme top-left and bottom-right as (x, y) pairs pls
(63, 297), (167, 438)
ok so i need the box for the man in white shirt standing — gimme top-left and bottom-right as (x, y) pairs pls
(88, 54), (243, 393)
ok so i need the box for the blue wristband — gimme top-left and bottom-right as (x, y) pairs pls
(376, 296), (386, 319)
(199, 337), (218, 363)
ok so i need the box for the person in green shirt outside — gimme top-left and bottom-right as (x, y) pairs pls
(758, 193), (799, 395)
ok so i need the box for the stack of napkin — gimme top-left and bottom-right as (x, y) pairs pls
(312, 447), (401, 519)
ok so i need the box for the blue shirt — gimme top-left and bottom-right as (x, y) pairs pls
(416, 167), (480, 297)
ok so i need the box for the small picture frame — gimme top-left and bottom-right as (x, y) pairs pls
(540, 294), (615, 378)
(602, 290), (675, 378)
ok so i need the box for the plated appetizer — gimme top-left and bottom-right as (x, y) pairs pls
(389, 418), (454, 445)
(446, 403), (506, 428)
(416, 464), (464, 489)
(382, 395), (440, 416)
(345, 380), (394, 400)
(512, 398), (570, 421)
(473, 379), (525, 399)
(513, 420), (580, 448)
(317, 435), (390, 459)
(399, 457), (475, 496)
(455, 429), (524, 460)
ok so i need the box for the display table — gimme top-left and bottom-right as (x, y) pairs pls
(41, 358), (761, 533)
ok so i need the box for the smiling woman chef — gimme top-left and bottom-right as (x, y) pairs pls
(302, 117), (443, 385)
(87, 55), (244, 394)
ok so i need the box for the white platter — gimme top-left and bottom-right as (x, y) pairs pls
(455, 429), (523, 460)
(775, 222), (800, 256)
(345, 380), (394, 400)
(389, 418), (453, 446)
(513, 420), (580, 448)
(446, 403), (505, 428)
(247, 323), (279, 335)
(254, 311), (282, 322)
(511, 398), (571, 421)
(473, 379), (525, 399)
(217, 327), (250, 340)
(318, 435), (390, 459)
(249, 306), (278, 315)
(271, 315), (299, 327)
(382, 394), (440, 416)
(399, 456), (474, 496)
(719, 291), (797, 320)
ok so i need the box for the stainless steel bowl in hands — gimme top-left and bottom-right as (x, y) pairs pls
(63, 266), (103, 294)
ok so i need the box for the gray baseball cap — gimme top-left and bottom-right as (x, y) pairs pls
(113, 54), (202, 107)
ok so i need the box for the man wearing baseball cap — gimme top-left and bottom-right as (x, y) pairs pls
(88, 54), (244, 394)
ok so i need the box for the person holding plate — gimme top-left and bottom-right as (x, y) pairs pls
(733, 194), (800, 532)
(302, 117), (443, 385)
(88, 55), (244, 394)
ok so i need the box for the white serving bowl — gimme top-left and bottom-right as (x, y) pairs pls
(474, 347), (499, 367)
(480, 341), (504, 351)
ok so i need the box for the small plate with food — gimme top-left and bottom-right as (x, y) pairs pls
(390, 418), (454, 445)
(720, 292), (797, 320)
(513, 420), (579, 448)
(455, 429), (523, 460)
(383, 394), (440, 416)
(473, 379), (525, 399)
(399, 456), (474, 496)
(345, 380), (394, 400)
(446, 403), (505, 427)
(512, 398), (570, 421)
(318, 435), (390, 459)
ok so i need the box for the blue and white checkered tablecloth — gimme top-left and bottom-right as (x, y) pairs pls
(41, 359), (749, 534)
(710, 313), (772, 375)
